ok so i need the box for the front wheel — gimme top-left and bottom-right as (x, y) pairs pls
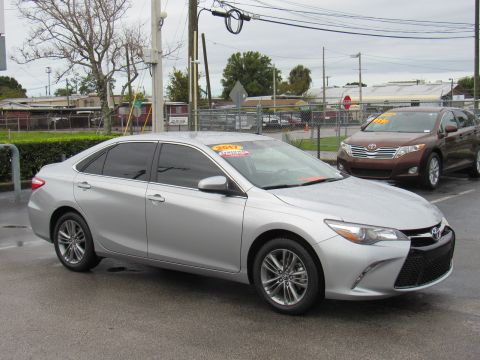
(253, 238), (322, 315)
(469, 149), (480, 178)
(53, 212), (101, 272)
(422, 153), (441, 190)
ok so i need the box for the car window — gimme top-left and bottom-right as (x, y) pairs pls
(103, 142), (156, 181)
(463, 110), (476, 128)
(156, 144), (224, 188)
(439, 112), (458, 133)
(364, 111), (438, 133)
(83, 152), (107, 175)
(453, 110), (471, 128)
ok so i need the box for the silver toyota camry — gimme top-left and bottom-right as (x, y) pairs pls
(28, 132), (455, 314)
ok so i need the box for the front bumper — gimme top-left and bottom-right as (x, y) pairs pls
(337, 150), (426, 180)
(315, 227), (455, 300)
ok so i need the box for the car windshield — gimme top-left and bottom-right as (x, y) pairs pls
(209, 140), (344, 189)
(364, 111), (438, 133)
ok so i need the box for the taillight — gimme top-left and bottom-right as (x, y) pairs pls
(31, 177), (45, 190)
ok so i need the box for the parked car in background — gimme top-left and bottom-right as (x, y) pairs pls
(29, 132), (455, 314)
(262, 114), (289, 127)
(337, 107), (480, 189)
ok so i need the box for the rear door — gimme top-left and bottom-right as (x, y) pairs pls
(74, 141), (157, 257)
(453, 110), (476, 167)
(145, 143), (246, 272)
(438, 111), (461, 171)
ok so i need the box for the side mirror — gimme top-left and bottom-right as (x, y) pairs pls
(198, 176), (229, 194)
(445, 124), (458, 133)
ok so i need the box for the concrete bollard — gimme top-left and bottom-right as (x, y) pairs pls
(0, 144), (21, 202)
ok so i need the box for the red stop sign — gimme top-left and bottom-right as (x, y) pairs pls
(343, 95), (352, 110)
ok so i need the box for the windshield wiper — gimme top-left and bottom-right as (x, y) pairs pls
(262, 184), (299, 190)
(300, 177), (343, 186)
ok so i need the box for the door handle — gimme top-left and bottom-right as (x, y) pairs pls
(147, 194), (165, 203)
(77, 181), (91, 190)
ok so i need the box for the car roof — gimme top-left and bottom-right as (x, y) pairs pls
(387, 106), (456, 113)
(113, 131), (274, 146)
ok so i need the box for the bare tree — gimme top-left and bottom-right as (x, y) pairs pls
(13, 0), (147, 134)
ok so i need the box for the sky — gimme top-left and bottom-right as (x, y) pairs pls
(0, 0), (476, 98)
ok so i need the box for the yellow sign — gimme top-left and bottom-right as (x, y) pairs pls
(381, 112), (396, 117)
(211, 144), (243, 151)
(373, 118), (389, 124)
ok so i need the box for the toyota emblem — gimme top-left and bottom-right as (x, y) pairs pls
(367, 144), (377, 150)
(431, 226), (441, 241)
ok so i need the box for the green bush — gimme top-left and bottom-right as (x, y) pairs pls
(0, 134), (118, 182)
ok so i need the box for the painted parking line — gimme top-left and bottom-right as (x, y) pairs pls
(430, 189), (476, 204)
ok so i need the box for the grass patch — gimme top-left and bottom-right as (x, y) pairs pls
(0, 131), (119, 144)
(288, 136), (347, 152)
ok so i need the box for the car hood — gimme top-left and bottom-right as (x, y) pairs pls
(269, 177), (442, 231)
(347, 131), (432, 147)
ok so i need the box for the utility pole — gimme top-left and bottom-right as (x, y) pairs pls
(273, 64), (276, 114)
(475, 0), (479, 111)
(151, 0), (165, 132)
(66, 79), (70, 107)
(126, 44), (133, 135)
(45, 66), (52, 96)
(320, 46), (326, 160)
(201, 33), (212, 108)
(449, 78), (454, 106)
(189, 0), (198, 129)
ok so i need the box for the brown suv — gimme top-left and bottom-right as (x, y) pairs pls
(337, 107), (480, 189)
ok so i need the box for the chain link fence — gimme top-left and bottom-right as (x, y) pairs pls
(2, 100), (480, 163)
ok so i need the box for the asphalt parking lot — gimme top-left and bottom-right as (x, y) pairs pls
(1, 175), (479, 360)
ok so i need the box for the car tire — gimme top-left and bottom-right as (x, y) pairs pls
(253, 238), (322, 315)
(469, 149), (480, 178)
(422, 153), (441, 190)
(53, 212), (101, 272)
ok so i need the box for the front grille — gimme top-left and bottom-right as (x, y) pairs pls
(350, 145), (399, 159)
(394, 227), (454, 289)
(350, 168), (392, 178)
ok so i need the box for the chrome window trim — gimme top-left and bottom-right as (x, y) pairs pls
(72, 140), (159, 183)
(150, 140), (248, 196)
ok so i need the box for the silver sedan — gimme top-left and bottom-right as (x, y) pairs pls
(28, 132), (455, 314)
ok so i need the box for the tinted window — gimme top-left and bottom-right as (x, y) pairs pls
(454, 110), (470, 128)
(463, 110), (476, 127)
(103, 142), (156, 180)
(439, 112), (458, 133)
(156, 144), (223, 188)
(83, 152), (107, 175)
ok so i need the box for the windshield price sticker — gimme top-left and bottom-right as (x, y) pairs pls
(219, 150), (250, 157)
(211, 144), (243, 151)
(373, 118), (389, 124)
(381, 112), (395, 117)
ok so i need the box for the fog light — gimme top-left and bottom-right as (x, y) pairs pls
(408, 166), (418, 174)
(338, 163), (345, 171)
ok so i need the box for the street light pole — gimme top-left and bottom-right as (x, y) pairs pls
(449, 78), (454, 106)
(45, 66), (52, 96)
(151, 0), (165, 132)
(351, 52), (362, 120)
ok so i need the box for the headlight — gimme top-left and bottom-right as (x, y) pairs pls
(340, 141), (352, 156)
(394, 144), (425, 158)
(325, 220), (409, 245)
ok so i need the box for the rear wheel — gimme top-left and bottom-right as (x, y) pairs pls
(253, 238), (322, 315)
(422, 153), (441, 190)
(53, 212), (101, 272)
(469, 149), (480, 178)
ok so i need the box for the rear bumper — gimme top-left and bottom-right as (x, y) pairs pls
(337, 150), (427, 180)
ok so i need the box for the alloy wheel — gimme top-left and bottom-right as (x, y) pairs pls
(476, 150), (480, 173)
(260, 249), (308, 306)
(57, 220), (86, 265)
(429, 157), (440, 186)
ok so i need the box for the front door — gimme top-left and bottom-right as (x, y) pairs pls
(146, 143), (246, 273)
